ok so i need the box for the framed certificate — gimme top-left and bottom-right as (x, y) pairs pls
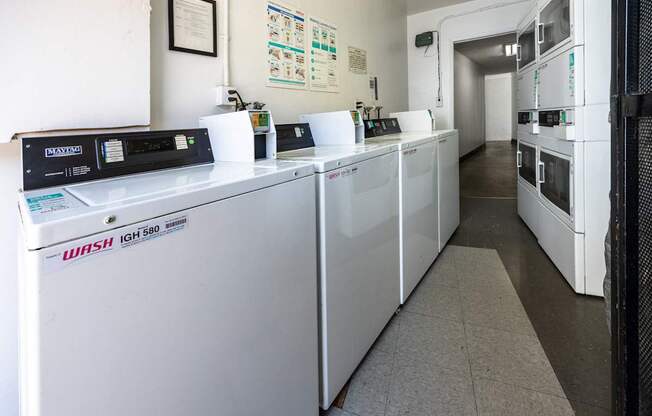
(168, 0), (218, 57)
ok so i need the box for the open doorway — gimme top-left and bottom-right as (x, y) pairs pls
(453, 33), (517, 198)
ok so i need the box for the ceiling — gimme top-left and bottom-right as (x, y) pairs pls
(406, 0), (477, 15)
(454, 33), (517, 75)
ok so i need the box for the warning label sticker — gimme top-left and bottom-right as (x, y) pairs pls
(26, 193), (73, 214)
(43, 214), (189, 274)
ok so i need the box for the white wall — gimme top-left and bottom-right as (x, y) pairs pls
(152, 0), (408, 128)
(453, 51), (485, 156)
(484, 73), (514, 142)
(0, 2), (408, 415)
(407, 0), (533, 129)
(0, 141), (20, 416)
(0, 0), (150, 143)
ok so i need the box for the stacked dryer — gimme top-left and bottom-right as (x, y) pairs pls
(515, 0), (610, 296)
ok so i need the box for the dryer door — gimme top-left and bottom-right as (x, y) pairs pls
(518, 141), (538, 189)
(539, 148), (573, 222)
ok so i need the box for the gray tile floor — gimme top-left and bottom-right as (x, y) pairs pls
(322, 246), (577, 416)
(452, 142), (611, 413)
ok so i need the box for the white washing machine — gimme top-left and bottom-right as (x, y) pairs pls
(276, 126), (400, 409)
(435, 130), (460, 251)
(365, 129), (438, 305)
(18, 129), (320, 416)
(389, 112), (460, 252)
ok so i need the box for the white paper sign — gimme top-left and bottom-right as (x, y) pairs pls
(266, 1), (307, 89)
(309, 17), (339, 93)
(348, 46), (367, 74)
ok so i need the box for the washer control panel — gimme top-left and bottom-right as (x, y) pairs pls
(22, 129), (214, 190)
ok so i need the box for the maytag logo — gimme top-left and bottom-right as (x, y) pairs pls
(44, 146), (82, 158)
(62, 238), (114, 262)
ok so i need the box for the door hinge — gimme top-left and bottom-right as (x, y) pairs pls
(622, 95), (640, 118)
(621, 93), (652, 118)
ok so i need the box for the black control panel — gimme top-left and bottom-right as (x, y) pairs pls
(539, 110), (562, 127)
(518, 112), (532, 125)
(22, 129), (214, 191)
(364, 118), (402, 138)
(276, 123), (315, 152)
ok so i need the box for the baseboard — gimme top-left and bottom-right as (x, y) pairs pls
(460, 143), (486, 162)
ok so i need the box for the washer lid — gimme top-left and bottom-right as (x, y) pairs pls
(365, 131), (438, 149)
(277, 143), (397, 172)
(433, 129), (458, 140)
(19, 160), (314, 250)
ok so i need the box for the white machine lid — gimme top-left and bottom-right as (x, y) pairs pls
(19, 160), (314, 249)
(365, 131), (438, 149)
(432, 129), (458, 139)
(277, 143), (397, 173)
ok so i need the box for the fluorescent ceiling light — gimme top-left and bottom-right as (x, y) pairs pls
(504, 43), (518, 57)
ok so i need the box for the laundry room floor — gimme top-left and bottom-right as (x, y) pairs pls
(323, 142), (611, 416)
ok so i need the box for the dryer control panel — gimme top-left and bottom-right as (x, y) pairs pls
(22, 129), (214, 190)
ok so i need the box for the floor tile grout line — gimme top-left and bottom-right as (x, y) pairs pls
(463, 320), (481, 416)
(383, 310), (402, 416)
(456, 249), (481, 415)
(472, 374), (571, 402)
(399, 309), (464, 326)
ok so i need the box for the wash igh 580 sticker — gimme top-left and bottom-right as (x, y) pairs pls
(42, 215), (189, 274)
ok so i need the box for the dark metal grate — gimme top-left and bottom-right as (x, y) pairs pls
(639, 117), (652, 414)
(640, 2), (652, 94)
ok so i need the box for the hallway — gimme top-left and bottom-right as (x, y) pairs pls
(451, 142), (611, 414)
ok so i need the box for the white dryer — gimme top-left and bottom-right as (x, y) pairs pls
(517, 137), (541, 236)
(18, 129), (320, 416)
(276, 124), (400, 409)
(365, 128), (438, 305)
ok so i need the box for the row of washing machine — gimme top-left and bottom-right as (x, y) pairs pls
(17, 110), (459, 415)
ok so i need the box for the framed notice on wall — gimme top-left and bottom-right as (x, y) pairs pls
(169, 0), (218, 57)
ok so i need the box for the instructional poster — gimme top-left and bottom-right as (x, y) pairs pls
(309, 17), (339, 93)
(266, 1), (307, 89)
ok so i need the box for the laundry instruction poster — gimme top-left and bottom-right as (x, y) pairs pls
(266, 1), (307, 89)
(309, 16), (339, 93)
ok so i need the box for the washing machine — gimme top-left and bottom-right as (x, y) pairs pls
(18, 129), (320, 416)
(389, 112), (460, 252)
(434, 130), (460, 251)
(364, 122), (439, 305)
(276, 123), (400, 409)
